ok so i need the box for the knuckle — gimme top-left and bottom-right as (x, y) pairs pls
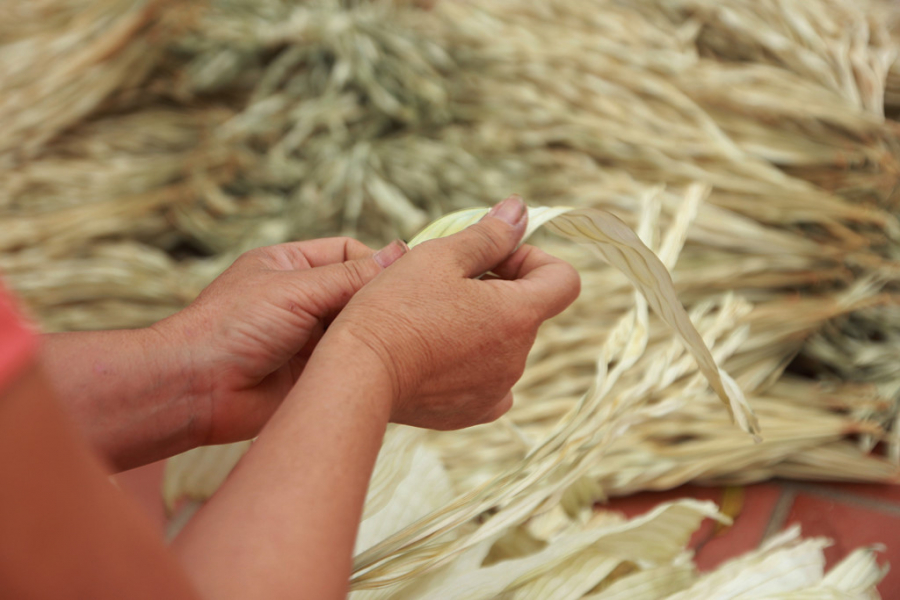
(562, 262), (582, 295)
(478, 395), (513, 424)
(545, 263), (581, 314)
(235, 247), (265, 266)
(445, 223), (508, 271)
(501, 358), (528, 390)
(401, 242), (442, 273)
(468, 224), (507, 257)
(506, 299), (542, 333)
(337, 259), (372, 290)
(341, 237), (373, 257)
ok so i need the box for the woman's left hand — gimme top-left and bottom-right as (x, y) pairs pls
(154, 237), (406, 447)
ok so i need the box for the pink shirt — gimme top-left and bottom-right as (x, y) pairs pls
(0, 280), (37, 392)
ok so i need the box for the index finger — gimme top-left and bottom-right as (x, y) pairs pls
(250, 237), (376, 271)
(491, 245), (581, 320)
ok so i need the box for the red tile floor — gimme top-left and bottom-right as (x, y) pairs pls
(115, 462), (900, 596)
(602, 481), (900, 597)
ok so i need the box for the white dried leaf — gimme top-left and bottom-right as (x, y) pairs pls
(356, 427), (455, 555)
(405, 499), (723, 600)
(583, 559), (694, 599)
(666, 526), (829, 599)
(409, 205), (761, 440)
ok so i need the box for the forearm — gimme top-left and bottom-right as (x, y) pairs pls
(40, 327), (199, 471)
(171, 330), (393, 600)
(0, 365), (201, 599)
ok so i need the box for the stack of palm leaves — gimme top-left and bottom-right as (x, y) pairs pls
(3, 0), (900, 595)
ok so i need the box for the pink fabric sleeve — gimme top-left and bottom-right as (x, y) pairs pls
(0, 280), (38, 393)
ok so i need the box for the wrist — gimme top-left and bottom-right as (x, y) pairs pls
(145, 318), (209, 452)
(40, 327), (202, 470)
(301, 326), (396, 422)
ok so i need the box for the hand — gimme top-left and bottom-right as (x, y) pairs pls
(154, 237), (408, 446)
(325, 196), (581, 430)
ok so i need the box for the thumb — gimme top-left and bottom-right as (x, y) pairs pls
(300, 239), (408, 316)
(440, 195), (528, 278)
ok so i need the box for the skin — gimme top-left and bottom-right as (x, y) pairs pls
(1, 195), (580, 598)
(0, 366), (199, 599)
(40, 237), (407, 471)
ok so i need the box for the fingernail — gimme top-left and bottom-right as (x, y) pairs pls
(373, 239), (409, 268)
(486, 194), (526, 226)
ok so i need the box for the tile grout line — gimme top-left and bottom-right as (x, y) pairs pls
(761, 488), (796, 542)
(789, 482), (900, 518)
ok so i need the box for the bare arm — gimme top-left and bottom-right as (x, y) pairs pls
(2, 196), (577, 599)
(39, 238), (404, 472)
(172, 331), (393, 599)
(41, 328), (198, 472)
(0, 364), (201, 599)
(170, 196), (580, 599)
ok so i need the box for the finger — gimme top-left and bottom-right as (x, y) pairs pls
(490, 244), (543, 281)
(494, 246), (581, 320)
(301, 237), (378, 266)
(296, 239), (409, 317)
(493, 244), (574, 287)
(250, 238), (377, 271)
(426, 195), (528, 278)
(296, 321), (325, 362)
(478, 392), (514, 424)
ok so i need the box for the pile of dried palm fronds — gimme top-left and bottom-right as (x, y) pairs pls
(350, 426), (889, 598)
(3, 0), (900, 595)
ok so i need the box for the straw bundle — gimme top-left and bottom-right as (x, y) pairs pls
(3, 0), (900, 594)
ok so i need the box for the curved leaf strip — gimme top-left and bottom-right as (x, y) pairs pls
(409, 206), (761, 440)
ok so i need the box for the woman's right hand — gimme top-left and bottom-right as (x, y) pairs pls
(323, 195), (581, 430)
